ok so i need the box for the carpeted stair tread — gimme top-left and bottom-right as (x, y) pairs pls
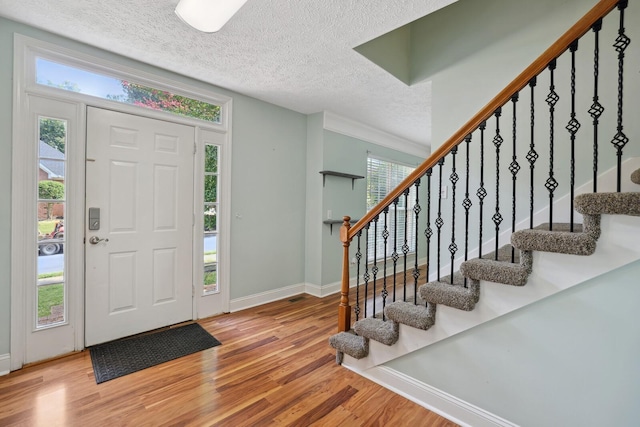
(511, 228), (597, 255)
(328, 331), (368, 361)
(575, 192), (640, 216)
(437, 271), (467, 286)
(631, 169), (640, 185)
(481, 244), (520, 263)
(419, 279), (480, 311)
(460, 250), (532, 286)
(534, 223), (583, 233)
(353, 318), (399, 346)
(385, 301), (436, 330)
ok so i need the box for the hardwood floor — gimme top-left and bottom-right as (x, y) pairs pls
(0, 293), (458, 426)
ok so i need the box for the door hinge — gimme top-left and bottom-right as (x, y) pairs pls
(193, 142), (197, 155)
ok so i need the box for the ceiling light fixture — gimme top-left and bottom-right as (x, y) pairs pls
(175, 0), (249, 33)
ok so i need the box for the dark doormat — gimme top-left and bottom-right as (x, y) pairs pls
(89, 323), (221, 384)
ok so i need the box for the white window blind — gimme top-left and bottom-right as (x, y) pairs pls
(366, 157), (416, 261)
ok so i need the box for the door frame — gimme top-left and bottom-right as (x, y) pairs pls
(10, 34), (232, 371)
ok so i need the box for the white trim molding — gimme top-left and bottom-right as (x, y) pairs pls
(0, 354), (10, 376)
(323, 111), (429, 158)
(229, 283), (307, 312)
(352, 366), (518, 427)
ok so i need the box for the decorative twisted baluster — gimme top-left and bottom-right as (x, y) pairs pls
(436, 158), (445, 280)
(612, 0), (630, 192)
(424, 168), (433, 299)
(449, 146), (459, 283)
(590, 18), (604, 193)
(527, 77), (539, 229)
(463, 134), (472, 288)
(545, 59), (560, 230)
(402, 188), (410, 301)
(363, 223), (371, 318)
(371, 216), (379, 316)
(413, 180), (421, 303)
(510, 93), (521, 262)
(476, 122), (487, 259)
(492, 108), (504, 259)
(391, 198), (399, 302)
(355, 231), (362, 321)
(566, 40), (581, 231)
(382, 207), (389, 318)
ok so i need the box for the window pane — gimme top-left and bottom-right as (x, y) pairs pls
(205, 145), (218, 173)
(204, 204), (217, 232)
(204, 176), (217, 203)
(37, 203), (65, 327)
(204, 234), (218, 294)
(36, 58), (221, 123)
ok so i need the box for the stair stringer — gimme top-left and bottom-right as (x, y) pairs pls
(342, 213), (640, 371)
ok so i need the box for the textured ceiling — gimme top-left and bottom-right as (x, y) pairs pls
(0, 0), (458, 147)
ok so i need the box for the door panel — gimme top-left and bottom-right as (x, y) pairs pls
(85, 107), (195, 346)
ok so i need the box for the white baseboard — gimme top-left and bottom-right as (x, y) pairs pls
(229, 283), (306, 312)
(353, 365), (517, 427)
(305, 282), (339, 297)
(0, 353), (10, 376)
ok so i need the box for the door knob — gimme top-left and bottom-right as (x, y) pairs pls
(89, 236), (109, 245)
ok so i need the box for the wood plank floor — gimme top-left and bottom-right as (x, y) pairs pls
(0, 293), (458, 426)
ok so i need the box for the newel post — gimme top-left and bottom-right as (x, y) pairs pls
(338, 216), (352, 332)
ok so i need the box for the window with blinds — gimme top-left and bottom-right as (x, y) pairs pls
(366, 156), (416, 261)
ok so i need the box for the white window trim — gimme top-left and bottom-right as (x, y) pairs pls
(10, 34), (232, 371)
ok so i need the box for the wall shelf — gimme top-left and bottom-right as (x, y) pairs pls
(319, 170), (364, 189)
(323, 219), (360, 235)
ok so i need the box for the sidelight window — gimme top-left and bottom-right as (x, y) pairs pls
(37, 117), (67, 327)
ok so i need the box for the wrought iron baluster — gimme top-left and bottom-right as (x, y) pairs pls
(392, 199), (399, 302)
(590, 19), (604, 193)
(545, 59), (560, 230)
(477, 122), (487, 258)
(402, 188), (410, 301)
(355, 231), (362, 321)
(463, 134), (472, 288)
(510, 93), (521, 262)
(527, 78), (538, 229)
(566, 40), (581, 232)
(449, 146), (459, 283)
(382, 207), (389, 319)
(413, 180), (421, 303)
(612, 0), (630, 192)
(424, 168), (433, 301)
(492, 108), (504, 259)
(363, 223), (371, 318)
(371, 216), (379, 317)
(436, 158), (445, 280)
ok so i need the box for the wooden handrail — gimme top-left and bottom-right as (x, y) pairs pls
(348, 0), (619, 240)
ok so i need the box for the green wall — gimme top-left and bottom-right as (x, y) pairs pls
(408, 0), (640, 273)
(0, 17), (308, 355)
(319, 130), (423, 286)
(387, 259), (640, 426)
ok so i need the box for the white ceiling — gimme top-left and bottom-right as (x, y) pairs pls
(0, 0), (458, 148)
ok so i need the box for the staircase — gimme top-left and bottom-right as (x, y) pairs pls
(330, 164), (640, 366)
(329, 0), (637, 372)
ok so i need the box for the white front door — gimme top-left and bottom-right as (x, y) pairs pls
(85, 107), (195, 346)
